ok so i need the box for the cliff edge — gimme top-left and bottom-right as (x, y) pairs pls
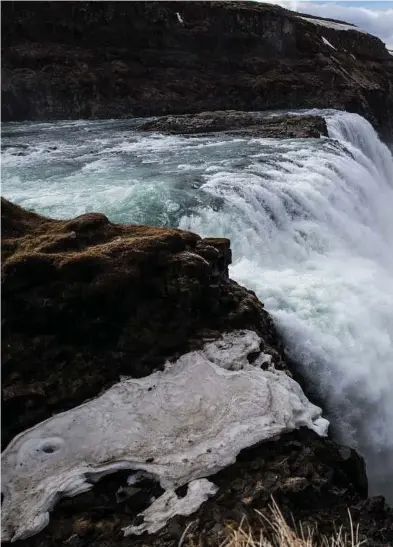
(2, 198), (393, 546)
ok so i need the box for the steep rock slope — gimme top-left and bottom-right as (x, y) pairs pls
(2, 199), (393, 546)
(1, 197), (282, 447)
(2, 2), (393, 136)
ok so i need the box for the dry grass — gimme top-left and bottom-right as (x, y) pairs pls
(222, 499), (366, 547)
(179, 498), (366, 547)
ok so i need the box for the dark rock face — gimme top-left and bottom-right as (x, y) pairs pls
(14, 430), (393, 547)
(2, 2), (393, 136)
(2, 198), (393, 546)
(1, 197), (282, 448)
(142, 111), (328, 138)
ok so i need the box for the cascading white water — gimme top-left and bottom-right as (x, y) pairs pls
(2, 110), (393, 501)
(179, 111), (393, 500)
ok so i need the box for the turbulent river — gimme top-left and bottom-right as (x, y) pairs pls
(2, 109), (393, 502)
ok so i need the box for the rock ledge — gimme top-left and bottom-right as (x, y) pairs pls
(142, 112), (328, 138)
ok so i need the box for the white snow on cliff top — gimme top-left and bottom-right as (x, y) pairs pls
(1, 330), (329, 542)
(298, 15), (368, 34)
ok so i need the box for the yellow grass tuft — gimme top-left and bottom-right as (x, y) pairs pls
(179, 498), (366, 547)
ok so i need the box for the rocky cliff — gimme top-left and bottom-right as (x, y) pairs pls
(2, 198), (393, 546)
(2, 1), (393, 137)
(2, 197), (282, 447)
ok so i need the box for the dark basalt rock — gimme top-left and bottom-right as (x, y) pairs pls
(2, 2), (393, 137)
(1, 197), (282, 448)
(142, 111), (329, 138)
(14, 430), (393, 547)
(2, 198), (393, 546)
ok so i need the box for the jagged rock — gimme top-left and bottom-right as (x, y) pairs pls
(1, 198), (282, 448)
(2, 2), (393, 137)
(13, 430), (393, 547)
(142, 112), (328, 138)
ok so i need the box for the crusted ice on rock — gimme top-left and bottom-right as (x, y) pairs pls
(123, 479), (218, 536)
(201, 330), (261, 370)
(1, 330), (329, 542)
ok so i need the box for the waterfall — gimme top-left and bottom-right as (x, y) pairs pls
(179, 111), (393, 501)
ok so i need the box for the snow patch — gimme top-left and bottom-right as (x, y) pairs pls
(298, 15), (368, 34)
(123, 479), (218, 536)
(1, 330), (328, 542)
(176, 12), (184, 24)
(322, 36), (337, 51)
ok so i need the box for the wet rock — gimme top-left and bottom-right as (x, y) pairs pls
(142, 112), (328, 138)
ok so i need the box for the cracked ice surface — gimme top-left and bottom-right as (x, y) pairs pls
(1, 330), (329, 542)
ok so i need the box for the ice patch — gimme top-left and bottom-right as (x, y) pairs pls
(123, 479), (218, 536)
(1, 330), (328, 542)
(322, 36), (337, 50)
(298, 15), (368, 34)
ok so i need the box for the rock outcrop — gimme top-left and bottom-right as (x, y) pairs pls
(2, 198), (393, 546)
(11, 429), (393, 547)
(1, 197), (282, 448)
(2, 2), (393, 137)
(142, 111), (328, 138)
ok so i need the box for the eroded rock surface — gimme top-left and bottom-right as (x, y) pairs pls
(11, 430), (393, 547)
(1, 198), (282, 448)
(142, 112), (328, 138)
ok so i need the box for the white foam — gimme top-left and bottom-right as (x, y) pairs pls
(179, 111), (393, 502)
(1, 330), (327, 542)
